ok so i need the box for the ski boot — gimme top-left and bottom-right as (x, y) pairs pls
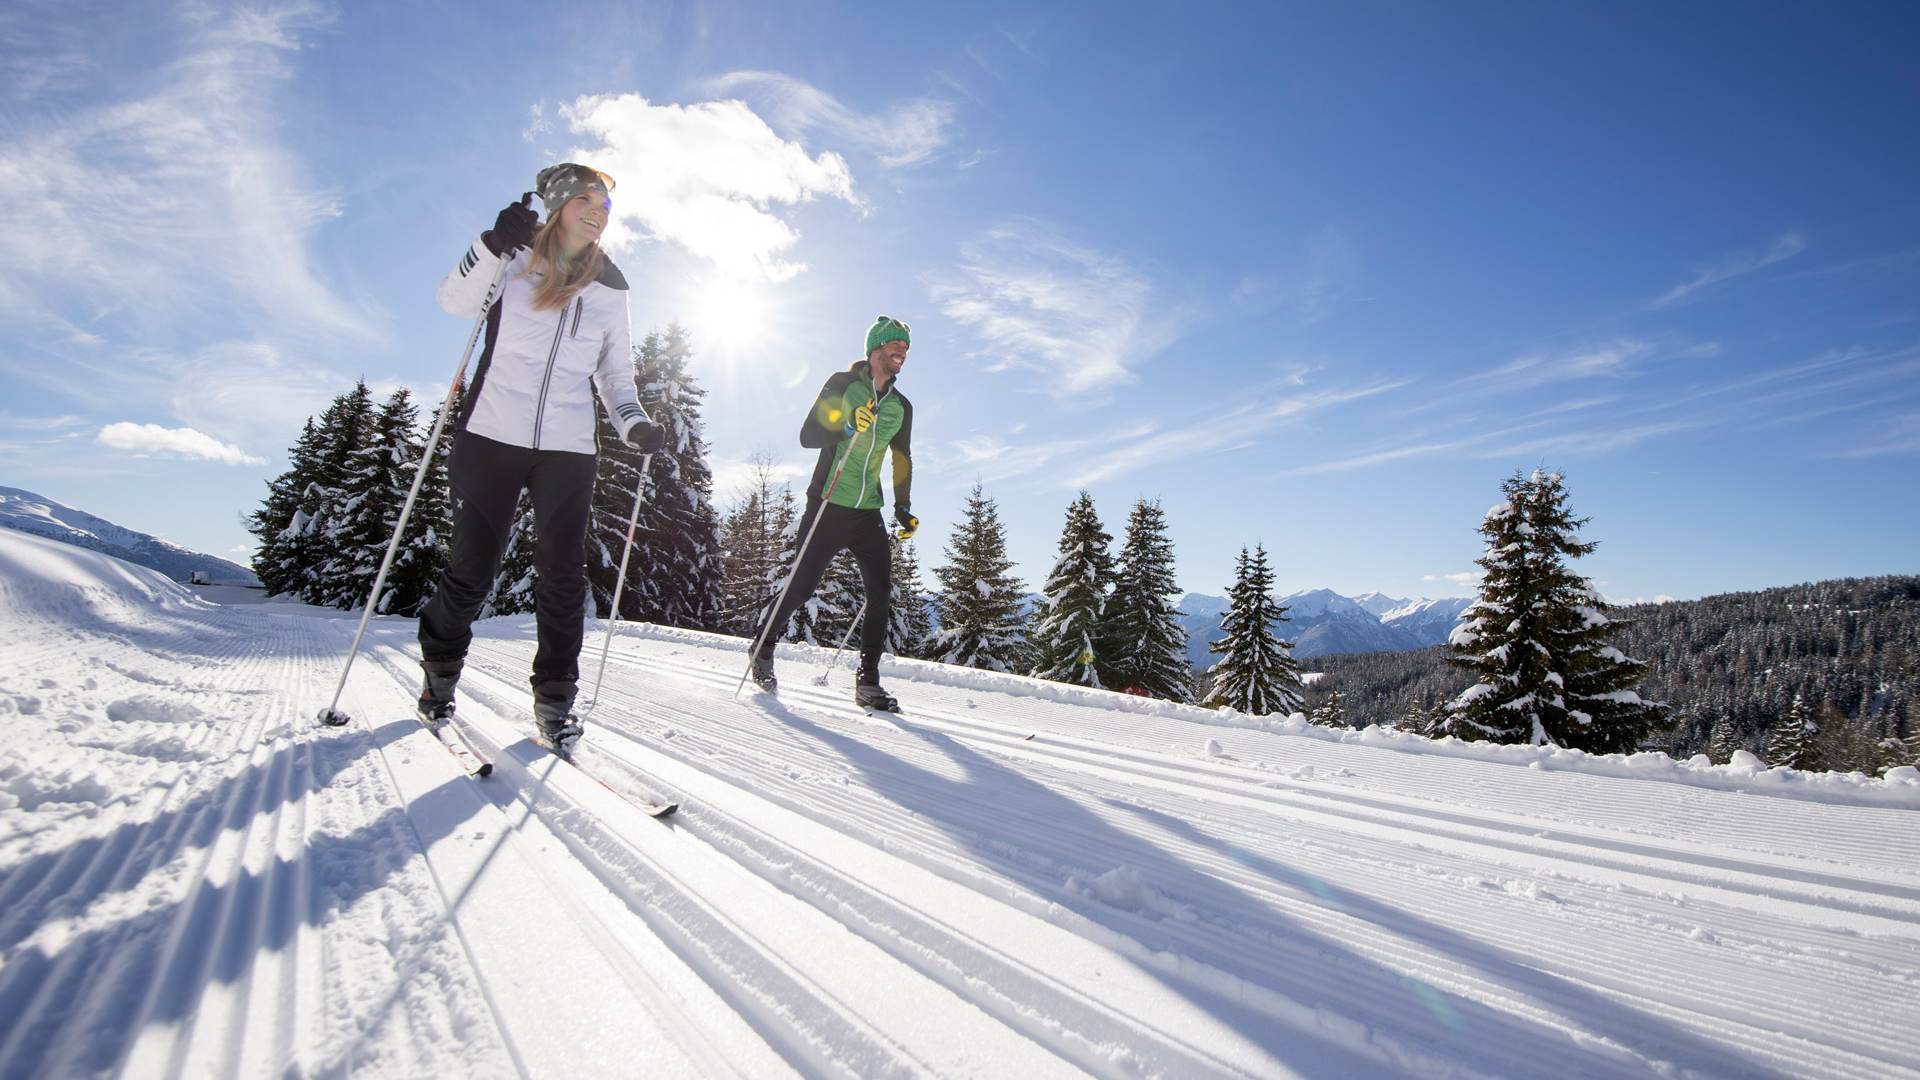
(417, 658), (462, 726)
(532, 681), (584, 755)
(854, 663), (899, 713)
(750, 648), (778, 694)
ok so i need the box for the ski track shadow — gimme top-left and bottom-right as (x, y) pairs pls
(0, 720), (486, 1078)
(763, 697), (1787, 1080)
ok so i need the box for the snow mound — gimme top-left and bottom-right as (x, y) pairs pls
(0, 527), (202, 619)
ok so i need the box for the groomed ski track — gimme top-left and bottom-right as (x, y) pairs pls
(2, 531), (1918, 1079)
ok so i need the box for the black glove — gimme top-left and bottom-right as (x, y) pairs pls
(894, 506), (919, 540)
(482, 193), (538, 256)
(622, 418), (668, 453)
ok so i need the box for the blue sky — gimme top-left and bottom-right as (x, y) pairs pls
(3, 0), (1916, 603)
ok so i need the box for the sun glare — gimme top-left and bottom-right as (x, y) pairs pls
(685, 275), (776, 372)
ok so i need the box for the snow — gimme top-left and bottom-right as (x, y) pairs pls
(4, 526), (1919, 1079)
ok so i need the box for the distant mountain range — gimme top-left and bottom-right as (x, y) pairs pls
(0, 486), (259, 586)
(1176, 588), (1471, 667)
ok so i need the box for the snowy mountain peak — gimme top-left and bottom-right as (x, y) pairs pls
(1350, 591), (1412, 616)
(0, 486), (258, 586)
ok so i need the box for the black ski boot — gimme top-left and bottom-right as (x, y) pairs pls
(417, 659), (462, 725)
(532, 681), (584, 755)
(854, 663), (898, 712)
(750, 648), (778, 693)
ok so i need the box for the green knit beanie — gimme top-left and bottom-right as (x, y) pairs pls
(865, 315), (911, 356)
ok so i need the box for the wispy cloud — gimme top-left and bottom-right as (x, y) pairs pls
(1465, 340), (1654, 390)
(929, 221), (1180, 397)
(1067, 380), (1405, 486)
(0, 2), (371, 344)
(701, 71), (956, 167)
(561, 92), (860, 282)
(97, 423), (264, 465)
(1424, 571), (1482, 588)
(1234, 224), (1362, 324)
(1825, 411), (1920, 459)
(1655, 231), (1806, 307)
(0, 412), (86, 432)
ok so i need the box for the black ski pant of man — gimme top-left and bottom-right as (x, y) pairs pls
(418, 430), (598, 708)
(758, 502), (891, 676)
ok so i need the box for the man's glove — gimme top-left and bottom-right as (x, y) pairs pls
(622, 417), (667, 453)
(843, 399), (876, 437)
(894, 506), (919, 540)
(483, 193), (538, 256)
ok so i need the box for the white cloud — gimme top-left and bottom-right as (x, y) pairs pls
(1424, 572), (1483, 587)
(701, 71), (956, 167)
(560, 92), (860, 282)
(1655, 232), (1807, 307)
(523, 100), (552, 143)
(1066, 380), (1404, 487)
(1467, 340), (1652, 390)
(0, 3), (371, 343)
(929, 221), (1179, 397)
(97, 422), (263, 465)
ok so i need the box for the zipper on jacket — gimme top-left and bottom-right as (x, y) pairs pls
(530, 298), (571, 449)
(852, 383), (893, 508)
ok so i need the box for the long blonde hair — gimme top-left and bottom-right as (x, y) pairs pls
(520, 216), (606, 312)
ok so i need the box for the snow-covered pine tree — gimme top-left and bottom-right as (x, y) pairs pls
(888, 538), (935, 659)
(482, 491), (539, 617)
(805, 551), (868, 648)
(1705, 711), (1740, 764)
(379, 399), (456, 616)
(248, 417), (324, 597)
(316, 389), (425, 611)
(294, 381), (375, 605)
(1443, 470), (1668, 751)
(717, 457), (796, 636)
(1203, 544), (1305, 715)
(1103, 499), (1193, 702)
(1309, 688), (1349, 728)
(588, 325), (724, 629)
(1029, 491), (1114, 687)
(1768, 693), (1820, 770)
(933, 483), (1029, 671)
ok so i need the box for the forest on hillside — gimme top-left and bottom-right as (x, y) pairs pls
(1300, 575), (1920, 771)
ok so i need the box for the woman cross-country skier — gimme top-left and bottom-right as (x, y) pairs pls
(415, 163), (665, 752)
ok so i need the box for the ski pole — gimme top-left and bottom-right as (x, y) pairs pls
(583, 376), (676, 717)
(812, 598), (865, 686)
(318, 254), (511, 727)
(732, 402), (869, 699)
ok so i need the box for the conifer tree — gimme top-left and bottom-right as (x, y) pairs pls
(1203, 544), (1305, 715)
(1309, 688), (1349, 728)
(380, 400), (456, 616)
(249, 417), (324, 596)
(317, 389), (426, 611)
(295, 381), (375, 605)
(933, 483), (1029, 671)
(1444, 470), (1668, 751)
(1705, 713), (1740, 764)
(1029, 491), (1114, 686)
(589, 325), (724, 629)
(1103, 499), (1193, 702)
(718, 458), (796, 636)
(888, 539), (935, 659)
(1768, 693), (1821, 770)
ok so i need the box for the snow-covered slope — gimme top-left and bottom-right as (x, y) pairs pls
(3, 526), (1918, 1079)
(1380, 596), (1474, 645)
(0, 485), (259, 585)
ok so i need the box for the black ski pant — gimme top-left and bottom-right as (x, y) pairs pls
(418, 430), (598, 704)
(757, 502), (891, 674)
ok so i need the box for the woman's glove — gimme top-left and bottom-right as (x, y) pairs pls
(622, 417), (668, 453)
(483, 193), (538, 256)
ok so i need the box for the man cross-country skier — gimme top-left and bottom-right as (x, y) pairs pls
(750, 316), (918, 709)
(415, 163), (666, 753)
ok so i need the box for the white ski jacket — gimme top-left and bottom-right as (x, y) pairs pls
(437, 237), (648, 455)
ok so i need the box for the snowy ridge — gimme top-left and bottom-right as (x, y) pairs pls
(3, 528), (1918, 1078)
(0, 486), (259, 586)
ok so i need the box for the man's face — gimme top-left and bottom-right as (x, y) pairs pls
(870, 339), (908, 382)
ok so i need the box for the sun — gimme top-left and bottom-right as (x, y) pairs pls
(684, 274), (776, 371)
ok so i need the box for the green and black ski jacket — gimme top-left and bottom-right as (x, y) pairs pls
(800, 361), (913, 513)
